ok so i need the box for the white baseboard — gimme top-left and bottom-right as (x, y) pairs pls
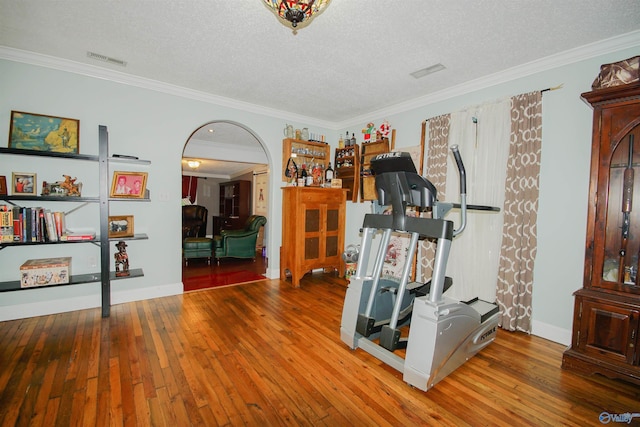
(266, 267), (280, 280)
(531, 319), (572, 346)
(0, 282), (183, 322)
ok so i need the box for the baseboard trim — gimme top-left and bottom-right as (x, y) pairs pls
(531, 319), (572, 346)
(0, 282), (183, 322)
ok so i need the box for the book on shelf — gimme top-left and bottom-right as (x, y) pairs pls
(0, 205), (13, 242)
(60, 231), (96, 241)
(45, 210), (58, 242)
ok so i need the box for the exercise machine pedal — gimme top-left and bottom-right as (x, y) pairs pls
(411, 276), (453, 297)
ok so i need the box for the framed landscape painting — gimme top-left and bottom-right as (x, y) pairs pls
(9, 111), (80, 154)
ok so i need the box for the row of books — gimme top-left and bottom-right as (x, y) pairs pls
(0, 205), (96, 243)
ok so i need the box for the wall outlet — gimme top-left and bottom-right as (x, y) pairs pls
(88, 256), (98, 268)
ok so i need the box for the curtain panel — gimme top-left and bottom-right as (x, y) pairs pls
(496, 91), (543, 332)
(182, 176), (198, 204)
(418, 114), (451, 279)
(419, 91), (542, 333)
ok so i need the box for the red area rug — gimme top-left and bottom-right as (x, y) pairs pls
(183, 270), (267, 292)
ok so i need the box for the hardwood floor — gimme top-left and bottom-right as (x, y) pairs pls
(182, 253), (267, 280)
(1, 272), (639, 426)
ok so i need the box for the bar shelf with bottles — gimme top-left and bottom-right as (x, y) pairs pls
(334, 141), (360, 202)
(281, 138), (330, 182)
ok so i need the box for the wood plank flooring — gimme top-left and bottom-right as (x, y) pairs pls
(1, 272), (639, 426)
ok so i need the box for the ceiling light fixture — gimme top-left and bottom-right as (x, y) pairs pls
(187, 160), (201, 169)
(262, 0), (331, 34)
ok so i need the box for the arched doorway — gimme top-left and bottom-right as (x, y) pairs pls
(181, 121), (270, 292)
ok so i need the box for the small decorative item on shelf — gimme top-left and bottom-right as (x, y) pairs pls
(362, 122), (375, 143)
(108, 215), (134, 238)
(11, 172), (36, 195)
(60, 175), (81, 196)
(379, 120), (390, 139)
(20, 257), (71, 288)
(9, 111), (80, 154)
(41, 176), (82, 197)
(284, 124), (294, 139)
(0, 176), (7, 195)
(114, 241), (130, 277)
(110, 171), (148, 198)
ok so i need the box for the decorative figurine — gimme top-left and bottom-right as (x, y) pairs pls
(114, 240), (130, 277)
(60, 175), (82, 196)
(379, 120), (390, 139)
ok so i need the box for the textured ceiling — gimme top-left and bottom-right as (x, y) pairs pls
(2, 1), (639, 123)
(1, 1), (639, 177)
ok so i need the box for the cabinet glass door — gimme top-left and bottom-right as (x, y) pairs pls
(604, 129), (639, 284)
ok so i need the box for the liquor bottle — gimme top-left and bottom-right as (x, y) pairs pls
(350, 132), (357, 146)
(339, 134), (344, 149)
(299, 164), (307, 186)
(325, 162), (334, 185)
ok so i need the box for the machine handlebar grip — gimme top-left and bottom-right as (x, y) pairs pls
(450, 145), (467, 195)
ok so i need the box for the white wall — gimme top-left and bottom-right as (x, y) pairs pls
(1, 37), (639, 346)
(0, 56), (335, 321)
(338, 44), (640, 344)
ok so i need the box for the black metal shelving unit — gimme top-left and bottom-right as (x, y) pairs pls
(0, 125), (150, 317)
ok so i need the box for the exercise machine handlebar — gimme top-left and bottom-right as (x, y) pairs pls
(450, 145), (467, 237)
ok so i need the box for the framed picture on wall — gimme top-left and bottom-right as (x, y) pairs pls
(9, 111), (80, 154)
(110, 171), (148, 198)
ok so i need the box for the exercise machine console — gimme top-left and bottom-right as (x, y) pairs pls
(340, 146), (500, 391)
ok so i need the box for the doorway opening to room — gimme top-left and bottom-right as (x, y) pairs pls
(181, 121), (270, 292)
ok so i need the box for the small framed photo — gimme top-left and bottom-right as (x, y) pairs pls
(0, 176), (7, 195)
(11, 172), (37, 195)
(9, 111), (80, 154)
(108, 215), (134, 238)
(110, 171), (148, 198)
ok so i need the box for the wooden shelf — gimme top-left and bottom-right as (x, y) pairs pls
(0, 147), (98, 161)
(0, 268), (143, 292)
(334, 146), (360, 202)
(282, 138), (331, 182)
(360, 139), (390, 202)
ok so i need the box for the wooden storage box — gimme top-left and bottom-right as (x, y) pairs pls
(20, 257), (71, 288)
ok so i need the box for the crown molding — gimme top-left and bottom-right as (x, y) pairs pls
(0, 46), (334, 128)
(2, 30), (640, 130)
(337, 30), (640, 129)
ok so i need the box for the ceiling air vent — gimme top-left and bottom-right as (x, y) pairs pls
(410, 63), (445, 79)
(87, 51), (127, 67)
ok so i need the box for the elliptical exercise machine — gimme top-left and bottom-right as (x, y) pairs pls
(340, 146), (500, 391)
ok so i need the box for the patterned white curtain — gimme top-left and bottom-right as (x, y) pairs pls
(418, 115), (451, 279)
(496, 91), (543, 332)
(419, 92), (542, 333)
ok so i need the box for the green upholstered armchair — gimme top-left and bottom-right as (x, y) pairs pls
(213, 215), (266, 264)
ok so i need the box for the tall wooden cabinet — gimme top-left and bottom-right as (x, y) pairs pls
(280, 187), (347, 287)
(219, 180), (251, 230)
(562, 82), (640, 385)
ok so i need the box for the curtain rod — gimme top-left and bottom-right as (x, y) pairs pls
(541, 83), (564, 94)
